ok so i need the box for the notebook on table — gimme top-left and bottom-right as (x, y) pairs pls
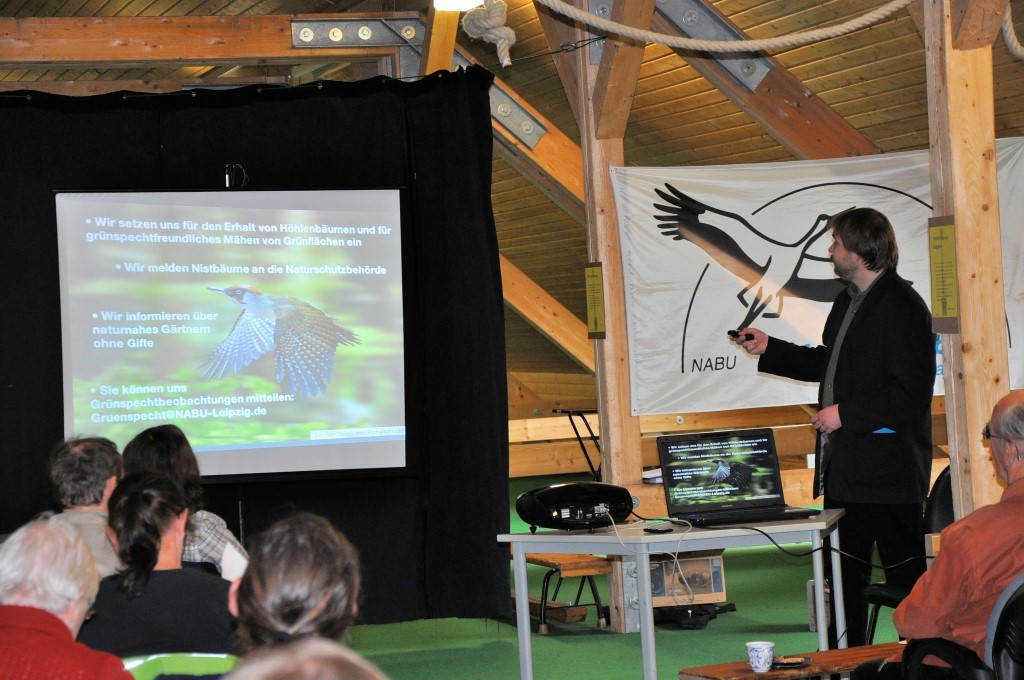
(657, 427), (819, 527)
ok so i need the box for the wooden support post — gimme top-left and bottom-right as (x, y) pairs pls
(420, 8), (461, 76)
(572, 1), (644, 634)
(923, 0), (1010, 514)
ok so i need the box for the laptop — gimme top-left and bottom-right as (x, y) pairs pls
(657, 428), (819, 527)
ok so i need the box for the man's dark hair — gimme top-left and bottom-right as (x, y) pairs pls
(235, 512), (362, 652)
(830, 207), (899, 272)
(107, 471), (187, 596)
(48, 436), (123, 509)
(122, 424), (204, 513)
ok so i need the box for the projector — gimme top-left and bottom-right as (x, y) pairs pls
(515, 482), (634, 532)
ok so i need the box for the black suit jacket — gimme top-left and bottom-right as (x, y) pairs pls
(758, 271), (935, 504)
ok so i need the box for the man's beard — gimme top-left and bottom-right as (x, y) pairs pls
(832, 259), (855, 281)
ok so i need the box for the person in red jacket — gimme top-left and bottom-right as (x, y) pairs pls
(0, 517), (132, 679)
(853, 390), (1024, 680)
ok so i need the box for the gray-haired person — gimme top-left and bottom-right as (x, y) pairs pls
(49, 436), (124, 577)
(0, 518), (132, 678)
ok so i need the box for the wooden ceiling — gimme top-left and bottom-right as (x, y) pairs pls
(2, 0), (1022, 410)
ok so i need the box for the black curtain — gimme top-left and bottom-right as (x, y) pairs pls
(0, 65), (510, 623)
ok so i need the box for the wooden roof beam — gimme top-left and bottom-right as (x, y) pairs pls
(456, 46), (586, 223)
(500, 255), (595, 374)
(592, 0), (657, 140)
(535, 0), (581, 124)
(420, 7), (460, 76)
(651, 4), (881, 159)
(0, 15), (415, 69)
(949, 0), (1009, 48)
(908, 0), (1008, 48)
(0, 77), (293, 94)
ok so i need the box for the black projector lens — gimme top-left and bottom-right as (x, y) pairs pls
(516, 482), (634, 531)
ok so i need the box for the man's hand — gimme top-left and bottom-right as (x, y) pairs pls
(812, 404), (842, 434)
(731, 327), (768, 355)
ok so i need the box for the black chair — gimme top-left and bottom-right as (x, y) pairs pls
(903, 571), (1024, 680)
(864, 465), (955, 643)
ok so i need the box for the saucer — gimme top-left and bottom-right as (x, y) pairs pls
(771, 656), (811, 669)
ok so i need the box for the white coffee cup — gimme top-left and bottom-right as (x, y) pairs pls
(745, 641), (775, 673)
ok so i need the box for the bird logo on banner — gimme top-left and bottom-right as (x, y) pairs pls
(653, 184), (847, 330)
(201, 285), (360, 397)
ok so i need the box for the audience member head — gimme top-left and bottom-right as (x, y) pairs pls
(231, 512), (361, 651)
(987, 390), (1024, 485)
(48, 436), (123, 510)
(0, 518), (99, 636)
(107, 471), (188, 596)
(122, 424), (204, 513)
(226, 638), (389, 680)
(829, 207), (899, 272)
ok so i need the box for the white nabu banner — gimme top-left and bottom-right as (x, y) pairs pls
(611, 137), (1024, 416)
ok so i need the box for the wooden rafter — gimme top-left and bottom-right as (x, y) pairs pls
(420, 7), (460, 76)
(949, 0), (1009, 48)
(650, 6), (881, 159)
(0, 77), (292, 94)
(475, 48), (586, 223)
(500, 255), (595, 373)
(534, 0), (581, 124)
(0, 16), (411, 69)
(592, 0), (656, 140)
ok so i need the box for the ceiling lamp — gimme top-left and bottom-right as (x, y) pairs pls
(433, 0), (484, 10)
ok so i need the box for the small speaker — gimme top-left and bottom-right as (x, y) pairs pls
(515, 482), (634, 532)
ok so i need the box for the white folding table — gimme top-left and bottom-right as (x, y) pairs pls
(498, 509), (846, 680)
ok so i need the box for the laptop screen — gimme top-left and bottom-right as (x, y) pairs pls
(658, 428), (786, 514)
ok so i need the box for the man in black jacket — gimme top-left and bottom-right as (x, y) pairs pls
(735, 207), (936, 646)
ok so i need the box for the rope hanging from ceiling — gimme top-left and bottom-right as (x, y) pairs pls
(462, 0), (518, 67)
(529, 0), (1023, 58)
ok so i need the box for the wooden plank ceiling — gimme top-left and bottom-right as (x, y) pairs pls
(2, 0), (1023, 415)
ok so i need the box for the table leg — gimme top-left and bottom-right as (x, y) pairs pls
(829, 524), (847, 649)
(634, 551), (659, 680)
(811, 531), (829, 652)
(512, 546), (534, 680)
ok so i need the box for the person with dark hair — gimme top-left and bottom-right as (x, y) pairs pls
(77, 471), (236, 658)
(49, 436), (125, 578)
(230, 512), (360, 652)
(852, 391), (1024, 680)
(0, 518), (132, 679)
(735, 207), (936, 646)
(122, 423), (247, 579)
(225, 637), (389, 680)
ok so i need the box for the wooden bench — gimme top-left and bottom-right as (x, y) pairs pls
(679, 641), (904, 680)
(516, 553), (613, 634)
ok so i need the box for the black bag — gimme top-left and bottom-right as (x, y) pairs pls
(654, 602), (736, 629)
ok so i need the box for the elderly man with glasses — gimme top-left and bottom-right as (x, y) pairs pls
(0, 518), (132, 679)
(853, 390), (1024, 680)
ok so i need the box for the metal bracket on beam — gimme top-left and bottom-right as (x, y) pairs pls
(655, 0), (773, 93)
(291, 18), (424, 48)
(588, 0), (612, 64)
(292, 18), (547, 149)
(453, 53), (548, 150)
(291, 18), (428, 79)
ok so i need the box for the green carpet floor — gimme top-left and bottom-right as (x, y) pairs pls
(349, 475), (897, 679)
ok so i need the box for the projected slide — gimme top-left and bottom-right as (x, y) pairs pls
(56, 190), (405, 476)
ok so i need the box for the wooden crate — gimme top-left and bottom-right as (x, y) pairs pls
(650, 550), (726, 607)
